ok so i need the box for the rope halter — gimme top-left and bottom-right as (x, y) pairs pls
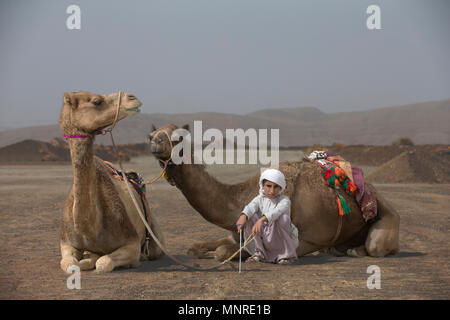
(63, 91), (122, 139)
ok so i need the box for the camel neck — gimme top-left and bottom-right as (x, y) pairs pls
(68, 137), (94, 167)
(67, 137), (100, 237)
(169, 162), (243, 231)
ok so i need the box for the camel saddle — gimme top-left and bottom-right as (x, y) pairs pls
(103, 161), (147, 199)
(308, 151), (378, 222)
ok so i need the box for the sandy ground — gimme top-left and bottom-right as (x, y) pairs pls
(0, 151), (449, 300)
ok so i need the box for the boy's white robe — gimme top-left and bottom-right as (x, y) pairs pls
(241, 169), (299, 261)
(242, 191), (299, 248)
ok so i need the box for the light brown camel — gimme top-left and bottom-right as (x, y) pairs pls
(59, 91), (164, 273)
(148, 124), (400, 261)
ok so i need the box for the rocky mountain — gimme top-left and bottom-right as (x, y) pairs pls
(0, 99), (448, 147)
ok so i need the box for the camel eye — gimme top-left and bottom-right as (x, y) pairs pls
(92, 98), (102, 106)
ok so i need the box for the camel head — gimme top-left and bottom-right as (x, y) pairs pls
(59, 91), (142, 136)
(148, 123), (190, 163)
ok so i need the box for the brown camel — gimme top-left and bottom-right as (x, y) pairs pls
(148, 124), (400, 261)
(59, 91), (164, 273)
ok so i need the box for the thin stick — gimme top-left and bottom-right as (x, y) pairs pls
(239, 229), (242, 273)
(222, 233), (255, 264)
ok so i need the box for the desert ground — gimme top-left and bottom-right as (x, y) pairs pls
(0, 150), (449, 299)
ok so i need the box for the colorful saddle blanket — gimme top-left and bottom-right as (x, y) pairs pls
(308, 151), (377, 221)
(103, 161), (147, 200)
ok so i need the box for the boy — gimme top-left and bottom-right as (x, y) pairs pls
(236, 168), (299, 264)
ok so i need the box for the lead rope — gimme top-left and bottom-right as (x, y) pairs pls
(108, 92), (255, 271)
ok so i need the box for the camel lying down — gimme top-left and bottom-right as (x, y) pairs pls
(59, 91), (164, 273)
(148, 124), (400, 261)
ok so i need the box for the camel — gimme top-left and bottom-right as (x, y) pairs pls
(59, 91), (164, 273)
(148, 124), (400, 262)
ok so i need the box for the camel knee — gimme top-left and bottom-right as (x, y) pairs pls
(78, 259), (96, 271)
(366, 239), (396, 257)
(60, 256), (79, 273)
(347, 245), (368, 258)
(366, 245), (387, 257)
(60, 244), (83, 273)
(187, 243), (207, 258)
(78, 251), (100, 271)
(95, 255), (114, 273)
(366, 224), (400, 257)
(214, 245), (235, 262)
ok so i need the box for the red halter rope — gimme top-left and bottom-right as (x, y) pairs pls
(62, 132), (105, 139)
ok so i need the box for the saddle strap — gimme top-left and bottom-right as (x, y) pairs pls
(331, 215), (343, 244)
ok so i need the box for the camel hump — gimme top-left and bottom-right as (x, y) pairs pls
(277, 161), (304, 199)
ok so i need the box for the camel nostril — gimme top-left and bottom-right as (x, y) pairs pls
(127, 94), (136, 100)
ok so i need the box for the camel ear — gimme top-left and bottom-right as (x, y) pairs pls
(63, 93), (77, 109)
(63, 93), (72, 105)
(182, 124), (189, 132)
(151, 124), (157, 132)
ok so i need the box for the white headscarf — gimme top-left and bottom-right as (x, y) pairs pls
(259, 168), (286, 194)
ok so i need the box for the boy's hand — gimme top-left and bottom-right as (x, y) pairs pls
(236, 214), (247, 232)
(252, 216), (268, 236)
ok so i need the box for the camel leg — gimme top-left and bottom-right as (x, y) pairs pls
(321, 193), (400, 259)
(296, 239), (323, 257)
(187, 235), (236, 259)
(214, 243), (251, 262)
(60, 243), (83, 273)
(347, 244), (368, 257)
(78, 251), (101, 271)
(95, 242), (141, 273)
(365, 218), (399, 257)
(320, 247), (347, 257)
(329, 224), (371, 257)
(323, 214), (400, 258)
(365, 196), (400, 257)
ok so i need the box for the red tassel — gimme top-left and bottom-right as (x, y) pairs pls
(337, 196), (344, 216)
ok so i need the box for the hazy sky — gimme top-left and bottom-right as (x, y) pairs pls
(1, 0), (449, 127)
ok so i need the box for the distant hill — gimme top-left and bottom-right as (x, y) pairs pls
(0, 138), (149, 163)
(366, 148), (450, 183)
(0, 139), (71, 162)
(0, 99), (448, 147)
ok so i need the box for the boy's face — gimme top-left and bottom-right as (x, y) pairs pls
(263, 180), (281, 199)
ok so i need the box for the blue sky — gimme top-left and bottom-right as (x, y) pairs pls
(1, 0), (449, 127)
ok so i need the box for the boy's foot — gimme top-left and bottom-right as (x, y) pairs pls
(246, 255), (261, 263)
(277, 258), (296, 265)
